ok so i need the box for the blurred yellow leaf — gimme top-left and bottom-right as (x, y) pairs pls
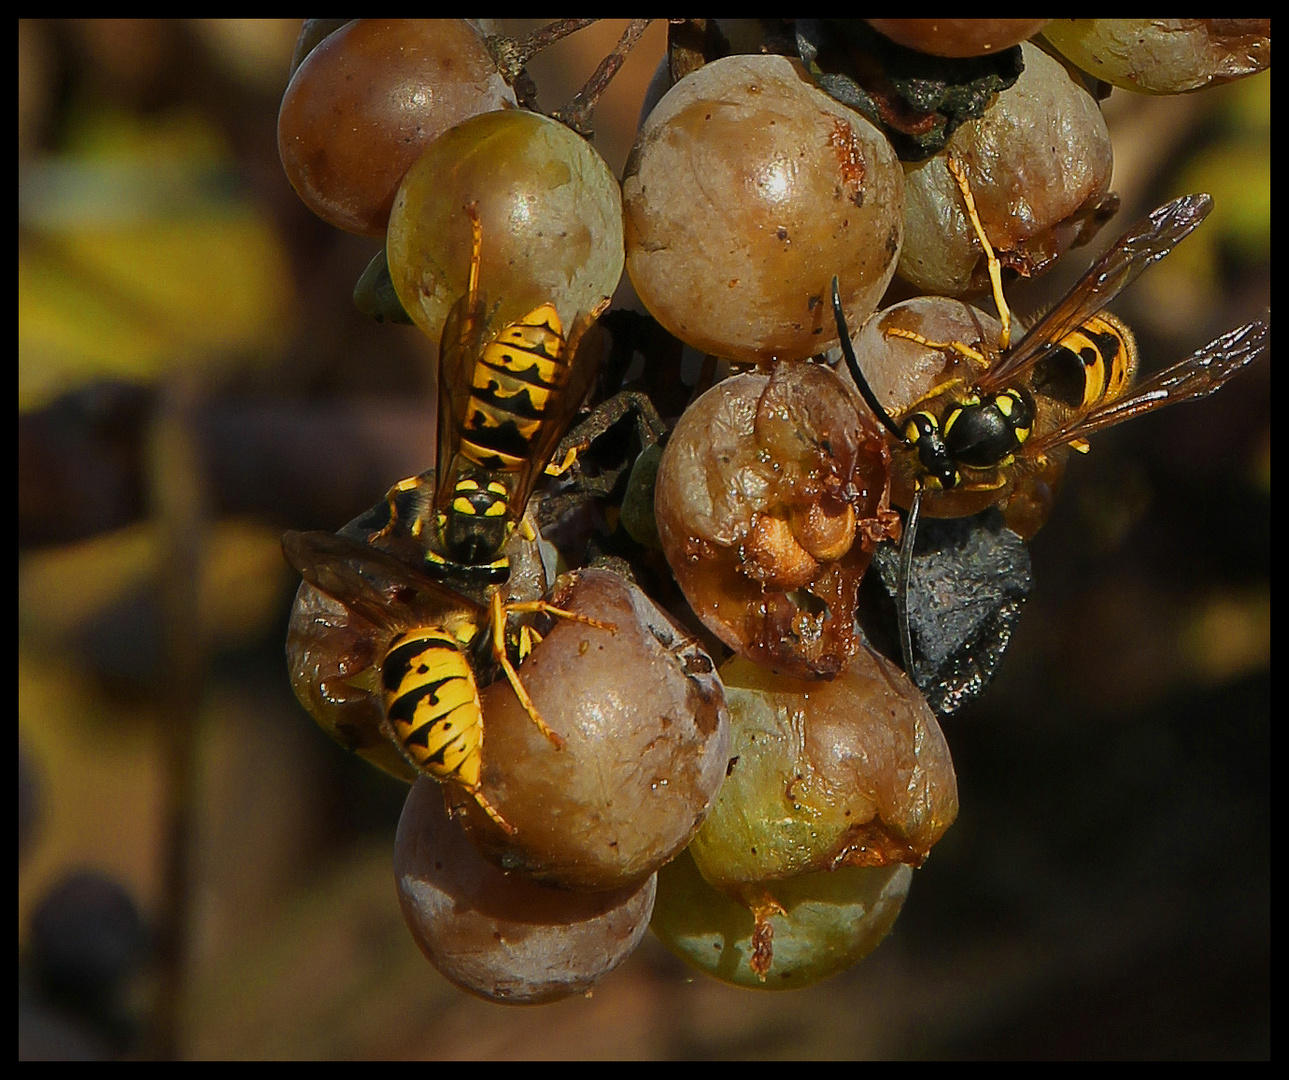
(18, 648), (167, 934)
(19, 107), (296, 412)
(19, 518), (292, 658)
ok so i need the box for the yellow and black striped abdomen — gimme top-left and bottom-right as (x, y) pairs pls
(1033, 312), (1138, 411)
(460, 303), (570, 473)
(381, 627), (484, 789)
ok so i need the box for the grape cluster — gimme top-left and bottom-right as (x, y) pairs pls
(278, 19), (1269, 1000)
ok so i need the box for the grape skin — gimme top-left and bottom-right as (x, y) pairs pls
(866, 19), (1051, 58)
(278, 19), (516, 236)
(448, 569), (731, 893)
(1042, 19), (1271, 94)
(623, 53), (904, 364)
(386, 108), (624, 346)
(396, 776), (657, 1005)
(654, 364), (893, 678)
(898, 42), (1114, 295)
(688, 651), (959, 892)
(651, 848), (911, 990)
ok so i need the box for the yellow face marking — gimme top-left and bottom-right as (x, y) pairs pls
(905, 414), (933, 445)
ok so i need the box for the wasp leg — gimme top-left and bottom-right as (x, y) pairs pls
(488, 592), (618, 750)
(946, 153), (1013, 350)
(368, 474), (431, 544)
(462, 782), (516, 835)
(896, 487), (924, 679)
(882, 327), (987, 368)
(515, 623), (542, 663)
(544, 444), (583, 476)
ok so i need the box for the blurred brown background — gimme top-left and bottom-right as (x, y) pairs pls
(18, 19), (1268, 1059)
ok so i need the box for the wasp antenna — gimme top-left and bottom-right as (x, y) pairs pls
(896, 486), (923, 680)
(831, 277), (906, 443)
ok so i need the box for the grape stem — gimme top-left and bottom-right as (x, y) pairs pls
(666, 18), (712, 84)
(551, 19), (653, 138)
(487, 18), (597, 80)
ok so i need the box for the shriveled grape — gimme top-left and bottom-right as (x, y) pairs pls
(623, 53), (904, 364)
(396, 776), (656, 1005)
(447, 568), (730, 892)
(386, 108), (624, 346)
(654, 362), (895, 678)
(278, 19), (516, 236)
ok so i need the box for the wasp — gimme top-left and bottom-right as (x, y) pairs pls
(284, 530), (614, 834)
(373, 202), (610, 583)
(833, 156), (1270, 674)
(286, 206), (615, 831)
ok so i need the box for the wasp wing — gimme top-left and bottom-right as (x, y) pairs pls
(1024, 315), (1268, 457)
(497, 297), (612, 521)
(979, 193), (1214, 393)
(283, 530), (483, 632)
(435, 286), (493, 514)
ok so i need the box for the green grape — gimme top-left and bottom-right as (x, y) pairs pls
(688, 650), (958, 891)
(651, 848), (911, 990)
(386, 108), (624, 347)
(1042, 19), (1270, 94)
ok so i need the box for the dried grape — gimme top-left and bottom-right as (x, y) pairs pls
(898, 42), (1113, 295)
